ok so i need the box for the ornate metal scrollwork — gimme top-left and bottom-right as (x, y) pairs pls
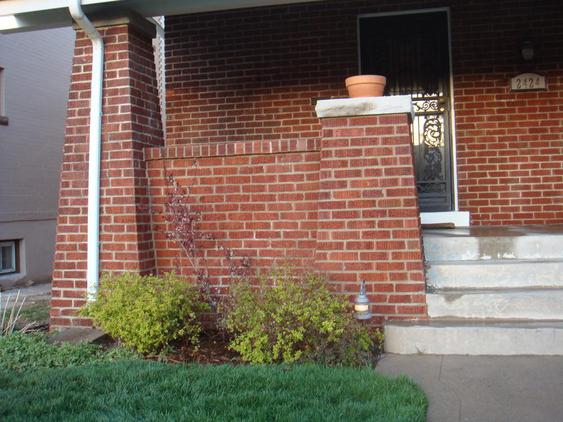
(413, 98), (439, 113)
(413, 95), (448, 197)
(422, 115), (443, 181)
(417, 182), (446, 193)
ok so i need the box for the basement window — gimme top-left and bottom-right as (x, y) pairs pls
(0, 241), (17, 274)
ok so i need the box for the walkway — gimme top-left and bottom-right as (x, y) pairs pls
(0, 283), (51, 310)
(376, 354), (563, 422)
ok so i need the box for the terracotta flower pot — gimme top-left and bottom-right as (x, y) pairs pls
(345, 75), (387, 98)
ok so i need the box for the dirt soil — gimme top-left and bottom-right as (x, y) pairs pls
(16, 299), (50, 332)
(165, 330), (242, 364)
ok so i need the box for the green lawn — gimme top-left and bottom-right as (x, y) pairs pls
(19, 300), (50, 324)
(0, 361), (427, 421)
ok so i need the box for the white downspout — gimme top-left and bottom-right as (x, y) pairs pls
(68, 0), (104, 301)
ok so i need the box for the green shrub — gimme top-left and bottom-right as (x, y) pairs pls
(80, 273), (210, 355)
(0, 332), (138, 372)
(223, 267), (375, 365)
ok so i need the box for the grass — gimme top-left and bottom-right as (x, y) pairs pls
(0, 360), (427, 421)
(19, 300), (50, 323)
(0, 332), (138, 372)
(0, 332), (427, 420)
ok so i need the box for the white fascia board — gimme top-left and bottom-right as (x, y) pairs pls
(0, 0), (122, 32)
(0, 0), (120, 16)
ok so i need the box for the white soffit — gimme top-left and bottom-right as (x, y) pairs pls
(0, 0), (323, 33)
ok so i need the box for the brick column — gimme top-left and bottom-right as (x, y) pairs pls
(51, 16), (163, 328)
(314, 97), (427, 324)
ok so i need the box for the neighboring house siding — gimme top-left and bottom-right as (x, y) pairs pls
(165, 0), (563, 225)
(0, 27), (75, 288)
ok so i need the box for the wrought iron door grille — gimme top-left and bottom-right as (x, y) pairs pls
(411, 93), (451, 203)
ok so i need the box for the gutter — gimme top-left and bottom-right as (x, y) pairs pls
(68, 0), (104, 301)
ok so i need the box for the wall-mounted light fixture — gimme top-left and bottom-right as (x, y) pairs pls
(354, 280), (372, 320)
(521, 41), (534, 61)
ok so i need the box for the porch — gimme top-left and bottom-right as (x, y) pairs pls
(48, 0), (563, 343)
(2, 0), (560, 355)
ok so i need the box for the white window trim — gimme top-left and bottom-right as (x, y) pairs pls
(0, 65), (7, 125)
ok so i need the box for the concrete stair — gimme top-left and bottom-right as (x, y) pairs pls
(427, 289), (563, 320)
(385, 225), (563, 355)
(385, 320), (563, 355)
(423, 226), (563, 261)
(426, 260), (563, 289)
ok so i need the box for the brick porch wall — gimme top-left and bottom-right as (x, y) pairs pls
(146, 106), (426, 324)
(165, 0), (563, 225)
(50, 21), (163, 328)
(51, 19), (426, 329)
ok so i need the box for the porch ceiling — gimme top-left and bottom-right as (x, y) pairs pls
(0, 0), (323, 33)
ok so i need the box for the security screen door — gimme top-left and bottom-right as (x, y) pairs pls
(359, 11), (454, 212)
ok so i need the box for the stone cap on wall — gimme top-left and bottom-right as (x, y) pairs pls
(315, 95), (414, 121)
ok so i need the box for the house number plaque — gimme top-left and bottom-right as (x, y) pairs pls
(510, 73), (546, 91)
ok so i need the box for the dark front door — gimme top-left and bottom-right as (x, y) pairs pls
(359, 11), (454, 212)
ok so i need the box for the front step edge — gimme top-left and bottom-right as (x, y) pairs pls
(385, 321), (563, 355)
(427, 289), (563, 320)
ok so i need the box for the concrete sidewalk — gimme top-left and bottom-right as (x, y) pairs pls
(0, 283), (51, 310)
(376, 354), (563, 422)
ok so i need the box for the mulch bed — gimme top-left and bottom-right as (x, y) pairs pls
(168, 330), (242, 364)
(20, 319), (241, 364)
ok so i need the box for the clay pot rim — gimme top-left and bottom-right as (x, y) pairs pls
(345, 75), (387, 86)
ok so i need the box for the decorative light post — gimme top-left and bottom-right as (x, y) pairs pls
(354, 280), (372, 320)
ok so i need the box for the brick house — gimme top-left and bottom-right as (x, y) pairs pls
(2, 0), (561, 354)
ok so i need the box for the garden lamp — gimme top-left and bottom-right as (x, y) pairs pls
(354, 280), (372, 320)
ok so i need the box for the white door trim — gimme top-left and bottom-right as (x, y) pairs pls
(421, 211), (470, 227)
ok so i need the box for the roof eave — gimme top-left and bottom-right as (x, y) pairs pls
(0, 0), (323, 33)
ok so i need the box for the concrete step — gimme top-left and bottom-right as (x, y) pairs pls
(384, 320), (563, 355)
(426, 260), (563, 289)
(427, 289), (563, 320)
(423, 227), (563, 261)
(48, 328), (107, 345)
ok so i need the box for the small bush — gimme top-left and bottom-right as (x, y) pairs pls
(80, 273), (210, 355)
(223, 267), (375, 365)
(0, 332), (138, 372)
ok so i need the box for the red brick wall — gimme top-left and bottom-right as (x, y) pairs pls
(146, 112), (426, 323)
(315, 114), (426, 318)
(165, 0), (562, 225)
(51, 22), (163, 328)
(451, 1), (563, 225)
(146, 140), (320, 283)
